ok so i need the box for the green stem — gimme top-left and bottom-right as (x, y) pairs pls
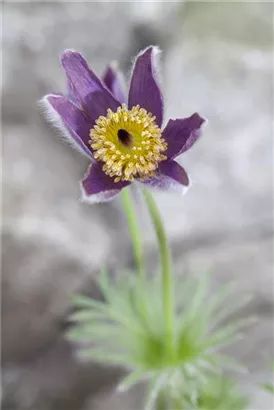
(121, 186), (144, 282)
(142, 188), (174, 355)
(155, 388), (169, 410)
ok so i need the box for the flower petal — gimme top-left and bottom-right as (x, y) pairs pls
(163, 113), (206, 160)
(102, 64), (127, 104)
(141, 160), (189, 195)
(128, 46), (163, 127)
(42, 94), (93, 158)
(81, 162), (130, 203)
(61, 50), (120, 119)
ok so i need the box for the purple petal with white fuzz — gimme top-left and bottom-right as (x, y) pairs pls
(81, 163), (130, 204)
(43, 47), (206, 203)
(61, 50), (120, 119)
(163, 113), (206, 160)
(43, 94), (93, 158)
(102, 65), (127, 104)
(142, 160), (189, 194)
(128, 46), (163, 127)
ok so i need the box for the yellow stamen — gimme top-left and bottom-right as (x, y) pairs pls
(89, 104), (167, 182)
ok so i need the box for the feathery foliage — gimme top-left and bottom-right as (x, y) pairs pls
(68, 268), (249, 409)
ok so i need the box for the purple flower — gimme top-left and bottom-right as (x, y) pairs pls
(43, 47), (206, 203)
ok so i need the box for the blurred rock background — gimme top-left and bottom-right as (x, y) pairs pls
(2, 1), (273, 409)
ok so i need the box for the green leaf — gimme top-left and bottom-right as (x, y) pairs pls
(210, 294), (252, 330)
(262, 383), (274, 394)
(144, 374), (169, 410)
(79, 348), (134, 367)
(68, 269), (250, 406)
(68, 310), (110, 323)
(98, 265), (112, 301)
(118, 371), (147, 392)
(70, 294), (105, 310)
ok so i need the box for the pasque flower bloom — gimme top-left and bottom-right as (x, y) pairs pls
(43, 46), (206, 203)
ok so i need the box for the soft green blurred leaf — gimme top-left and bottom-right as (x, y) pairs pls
(67, 270), (251, 409)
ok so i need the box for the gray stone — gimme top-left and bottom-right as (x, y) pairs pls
(2, 122), (130, 408)
(2, 2), (133, 408)
(141, 1), (273, 244)
(2, 338), (123, 410)
(2, 1), (133, 123)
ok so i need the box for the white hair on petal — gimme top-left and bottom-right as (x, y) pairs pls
(129, 45), (164, 97)
(114, 69), (128, 103)
(62, 48), (77, 55)
(39, 95), (92, 159)
(201, 116), (208, 128)
(150, 45), (164, 90)
(79, 183), (119, 205)
(142, 174), (190, 196)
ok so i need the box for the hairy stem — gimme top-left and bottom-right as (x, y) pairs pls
(142, 188), (174, 356)
(121, 187), (144, 282)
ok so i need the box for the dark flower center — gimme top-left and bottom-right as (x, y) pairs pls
(117, 129), (132, 147)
